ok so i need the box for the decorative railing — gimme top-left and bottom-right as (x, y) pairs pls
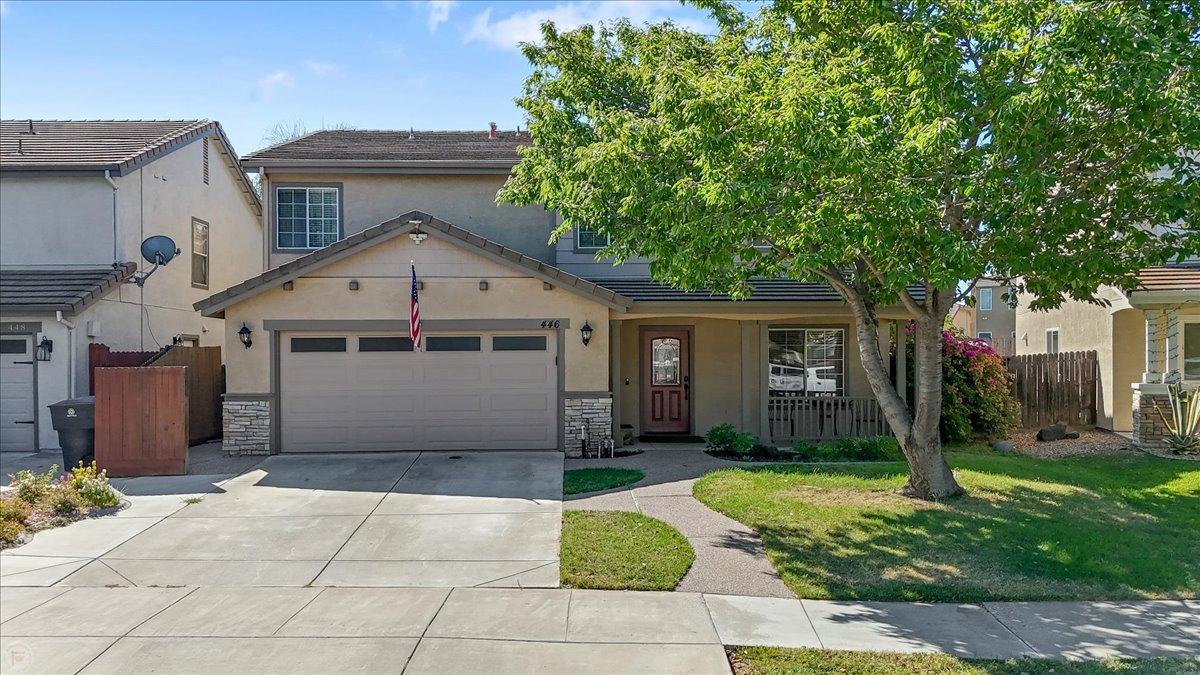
(767, 395), (890, 442)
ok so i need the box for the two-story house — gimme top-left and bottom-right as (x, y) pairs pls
(0, 120), (263, 452)
(965, 279), (1016, 356)
(196, 128), (919, 457)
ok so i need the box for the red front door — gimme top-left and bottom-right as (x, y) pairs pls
(641, 328), (691, 434)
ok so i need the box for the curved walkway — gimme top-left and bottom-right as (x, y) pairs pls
(565, 444), (796, 598)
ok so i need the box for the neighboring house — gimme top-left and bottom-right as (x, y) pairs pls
(949, 302), (975, 336)
(1015, 265), (1199, 449)
(969, 279), (1016, 356)
(0, 120), (262, 452)
(197, 128), (919, 457)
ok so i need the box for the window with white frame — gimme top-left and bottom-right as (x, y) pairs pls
(768, 328), (845, 396)
(1184, 321), (1200, 380)
(576, 225), (611, 251)
(978, 287), (993, 311)
(1046, 328), (1060, 354)
(276, 186), (340, 249)
(191, 218), (209, 288)
(977, 331), (992, 341)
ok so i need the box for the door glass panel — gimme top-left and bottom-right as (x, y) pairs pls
(651, 338), (680, 385)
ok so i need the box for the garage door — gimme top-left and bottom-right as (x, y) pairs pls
(280, 331), (558, 452)
(0, 336), (36, 453)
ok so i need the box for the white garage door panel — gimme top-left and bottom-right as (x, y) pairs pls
(0, 337), (36, 453)
(281, 331), (557, 452)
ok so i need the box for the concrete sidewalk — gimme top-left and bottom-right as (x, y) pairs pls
(1, 587), (1196, 673)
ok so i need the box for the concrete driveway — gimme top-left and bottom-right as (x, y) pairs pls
(1, 451), (563, 588)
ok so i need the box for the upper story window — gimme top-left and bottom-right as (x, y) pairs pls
(191, 218), (209, 289)
(277, 186), (341, 250)
(1046, 328), (1060, 354)
(978, 287), (993, 311)
(576, 225), (611, 251)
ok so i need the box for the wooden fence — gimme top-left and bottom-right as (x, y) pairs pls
(768, 395), (890, 442)
(1004, 351), (1098, 429)
(146, 346), (223, 444)
(88, 343), (161, 395)
(94, 366), (188, 476)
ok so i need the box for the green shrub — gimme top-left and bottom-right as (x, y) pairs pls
(0, 519), (23, 545)
(0, 495), (32, 525)
(42, 484), (81, 517)
(10, 465), (59, 505)
(69, 461), (119, 508)
(791, 436), (902, 462)
(707, 425), (796, 461)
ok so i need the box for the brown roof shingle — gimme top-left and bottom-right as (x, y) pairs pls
(0, 264), (137, 313)
(1137, 264), (1200, 292)
(241, 129), (526, 166)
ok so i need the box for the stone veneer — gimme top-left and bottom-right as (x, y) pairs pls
(223, 399), (272, 456)
(563, 396), (613, 458)
(1131, 385), (1171, 454)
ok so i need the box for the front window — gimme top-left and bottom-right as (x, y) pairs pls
(576, 225), (611, 251)
(1046, 329), (1060, 354)
(1184, 322), (1200, 380)
(769, 328), (845, 396)
(277, 186), (340, 249)
(191, 218), (209, 288)
(978, 288), (993, 311)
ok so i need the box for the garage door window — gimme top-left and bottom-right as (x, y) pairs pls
(290, 337), (347, 352)
(492, 335), (547, 351)
(0, 339), (27, 354)
(425, 336), (481, 352)
(358, 336), (414, 352)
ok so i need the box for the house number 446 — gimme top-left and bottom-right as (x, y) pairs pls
(539, 320), (561, 329)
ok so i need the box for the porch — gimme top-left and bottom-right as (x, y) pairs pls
(607, 312), (909, 448)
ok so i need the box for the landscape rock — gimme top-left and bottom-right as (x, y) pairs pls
(1036, 423), (1069, 442)
(992, 440), (1015, 453)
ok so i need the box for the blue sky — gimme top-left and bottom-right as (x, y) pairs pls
(0, 0), (711, 154)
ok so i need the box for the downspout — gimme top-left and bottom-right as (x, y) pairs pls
(55, 311), (76, 398)
(104, 170), (120, 263)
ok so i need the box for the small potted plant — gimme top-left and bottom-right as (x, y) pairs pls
(1154, 383), (1200, 455)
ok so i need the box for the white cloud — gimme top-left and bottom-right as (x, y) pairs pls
(426, 0), (456, 31)
(304, 60), (340, 76)
(465, 1), (703, 51)
(256, 70), (295, 99)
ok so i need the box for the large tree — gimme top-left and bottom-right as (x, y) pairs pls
(500, 1), (1199, 499)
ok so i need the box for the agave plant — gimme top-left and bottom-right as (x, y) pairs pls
(1154, 384), (1200, 455)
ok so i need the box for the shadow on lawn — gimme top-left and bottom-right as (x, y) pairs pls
(722, 454), (1199, 602)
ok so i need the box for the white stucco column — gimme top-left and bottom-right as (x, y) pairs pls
(740, 320), (757, 434)
(894, 321), (907, 403)
(1143, 309), (1162, 384)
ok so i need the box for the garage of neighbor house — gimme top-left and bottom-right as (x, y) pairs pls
(195, 211), (623, 456)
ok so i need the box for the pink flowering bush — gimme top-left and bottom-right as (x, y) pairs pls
(899, 326), (1018, 443)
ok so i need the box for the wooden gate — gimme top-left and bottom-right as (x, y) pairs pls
(94, 366), (188, 476)
(1005, 351), (1098, 429)
(88, 343), (160, 395)
(146, 346), (223, 444)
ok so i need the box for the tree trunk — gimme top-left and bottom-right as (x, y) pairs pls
(835, 281), (964, 500)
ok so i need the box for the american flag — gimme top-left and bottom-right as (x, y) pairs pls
(409, 261), (421, 350)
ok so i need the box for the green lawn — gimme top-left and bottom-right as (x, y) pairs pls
(729, 647), (1199, 675)
(693, 449), (1199, 602)
(563, 467), (644, 495)
(560, 510), (693, 590)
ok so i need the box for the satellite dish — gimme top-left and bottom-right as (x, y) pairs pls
(141, 235), (180, 266)
(132, 235), (182, 287)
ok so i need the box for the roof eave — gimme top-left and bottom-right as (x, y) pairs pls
(241, 159), (517, 173)
(1128, 289), (1200, 306)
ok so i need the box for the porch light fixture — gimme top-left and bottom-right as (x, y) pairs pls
(34, 336), (52, 362)
(238, 323), (253, 349)
(580, 321), (593, 346)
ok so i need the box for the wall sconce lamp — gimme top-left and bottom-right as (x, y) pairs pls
(238, 323), (253, 349)
(580, 321), (593, 346)
(34, 336), (53, 362)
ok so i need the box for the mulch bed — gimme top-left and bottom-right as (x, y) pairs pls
(1008, 427), (1136, 459)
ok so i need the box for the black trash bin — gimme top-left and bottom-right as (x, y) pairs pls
(49, 396), (95, 469)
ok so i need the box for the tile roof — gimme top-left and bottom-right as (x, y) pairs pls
(241, 129), (526, 166)
(0, 264), (137, 313)
(589, 277), (928, 303)
(0, 120), (211, 170)
(1137, 264), (1200, 292)
(0, 119), (262, 215)
(194, 211), (631, 317)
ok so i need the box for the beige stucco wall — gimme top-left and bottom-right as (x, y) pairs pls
(221, 234), (610, 395)
(1111, 308), (1145, 431)
(0, 172), (116, 266)
(261, 172), (554, 269)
